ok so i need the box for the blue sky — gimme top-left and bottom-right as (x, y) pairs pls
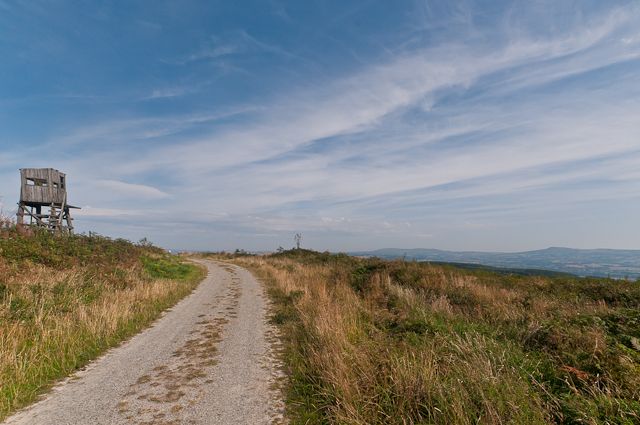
(1, 0), (639, 252)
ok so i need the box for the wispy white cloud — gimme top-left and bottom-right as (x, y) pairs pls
(75, 8), (635, 224)
(75, 206), (144, 217)
(94, 180), (170, 199)
(168, 28), (300, 67)
(181, 44), (237, 64)
(120, 5), (639, 178)
(48, 9), (640, 217)
(143, 86), (192, 100)
(47, 106), (258, 150)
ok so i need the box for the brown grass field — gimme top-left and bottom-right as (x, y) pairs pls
(223, 250), (640, 425)
(2, 213), (638, 425)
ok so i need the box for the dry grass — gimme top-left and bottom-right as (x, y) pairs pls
(0, 228), (204, 420)
(223, 250), (640, 425)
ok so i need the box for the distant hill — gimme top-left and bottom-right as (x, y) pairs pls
(350, 247), (640, 279)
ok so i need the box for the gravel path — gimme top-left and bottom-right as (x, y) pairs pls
(3, 260), (286, 425)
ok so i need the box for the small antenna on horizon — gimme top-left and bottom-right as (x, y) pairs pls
(294, 233), (302, 250)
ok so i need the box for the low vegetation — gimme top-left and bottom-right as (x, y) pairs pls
(0, 224), (204, 420)
(228, 249), (640, 424)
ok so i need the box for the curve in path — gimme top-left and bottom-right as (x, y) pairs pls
(3, 260), (286, 425)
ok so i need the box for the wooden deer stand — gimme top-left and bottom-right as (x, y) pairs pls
(16, 168), (79, 234)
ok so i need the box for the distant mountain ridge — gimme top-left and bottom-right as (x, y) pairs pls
(350, 247), (640, 279)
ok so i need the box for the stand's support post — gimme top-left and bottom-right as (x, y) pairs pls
(16, 203), (25, 231)
(64, 208), (74, 233)
(50, 205), (58, 232)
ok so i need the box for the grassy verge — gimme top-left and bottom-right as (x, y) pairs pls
(0, 227), (205, 420)
(226, 250), (640, 425)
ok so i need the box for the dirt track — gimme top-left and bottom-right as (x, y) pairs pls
(2, 260), (285, 425)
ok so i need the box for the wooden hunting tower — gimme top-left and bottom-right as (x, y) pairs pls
(17, 168), (79, 233)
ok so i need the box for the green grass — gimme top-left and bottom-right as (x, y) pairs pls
(142, 255), (201, 281)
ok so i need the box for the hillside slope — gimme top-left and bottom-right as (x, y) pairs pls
(0, 226), (204, 420)
(353, 247), (640, 279)
(233, 250), (640, 424)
